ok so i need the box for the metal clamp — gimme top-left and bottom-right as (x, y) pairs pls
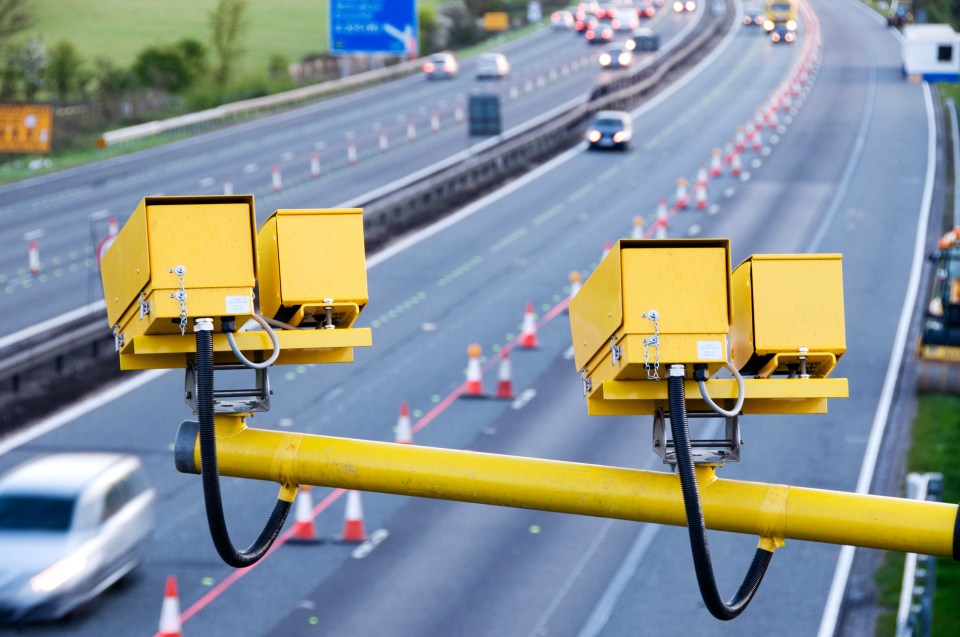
(580, 370), (592, 396)
(652, 408), (742, 466)
(610, 336), (622, 366)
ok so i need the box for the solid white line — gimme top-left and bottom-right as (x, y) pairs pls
(816, 80), (936, 637)
(0, 299), (106, 349)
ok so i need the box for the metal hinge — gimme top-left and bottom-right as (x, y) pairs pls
(113, 327), (124, 352)
(580, 370), (592, 396)
(138, 292), (150, 319)
(610, 336), (621, 366)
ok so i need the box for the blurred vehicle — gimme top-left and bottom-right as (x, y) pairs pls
(610, 9), (640, 31)
(586, 110), (633, 150)
(770, 23), (796, 43)
(887, 1), (912, 27)
(599, 45), (635, 68)
(638, 1), (657, 18)
(673, 0), (696, 12)
(422, 53), (459, 79)
(551, 10), (575, 29)
(763, 0), (798, 31)
(597, 2), (619, 18)
(0, 453), (154, 623)
(631, 27), (661, 51)
(476, 52), (510, 79)
(743, 1), (765, 25)
(585, 23), (615, 44)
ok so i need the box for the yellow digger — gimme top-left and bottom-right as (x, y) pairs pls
(917, 227), (960, 392)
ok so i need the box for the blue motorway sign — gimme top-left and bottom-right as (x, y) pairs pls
(329, 0), (419, 56)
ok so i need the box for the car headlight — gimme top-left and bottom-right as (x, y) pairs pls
(599, 53), (612, 66)
(587, 130), (602, 143)
(685, 1), (695, 11)
(786, 19), (798, 30)
(31, 554), (87, 593)
(673, 1), (683, 11)
(618, 53), (631, 65)
(613, 131), (626, 143)
(624, 39), (636, 50)
(763, 19), (774, 30)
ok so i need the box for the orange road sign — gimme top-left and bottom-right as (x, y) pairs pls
(0, 104), (52, 153)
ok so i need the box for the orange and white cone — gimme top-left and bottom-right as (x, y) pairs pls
(710, 148), (723, 177)
(745, 121), (756, 143)
(395, 401), (413, 444)
(730, 152), (742, 178)
(655, 198), (668, 239)
(631, 215), (645, 239)
(735, 126), (746, 153)
(568, 271), (582, 305)
(341, 490), (367, 543)
(674, 177), (689, 209)
(520, 302), (538, 349)
(107, 217), (120, 237)
(272, 166), (282, 192)
(347, 139), (358, 164)
(496, 349), (515, 399)
(601, 240), (612, 261)
(464, 343), (484, 397)
(696, 164), (708, 189)
(695, 182), (708, 211)
(723, 139), (735, 163)
(406, 121), (417, 141)
(430, 112), (440, 132)
(379, 130), (389, 152)
(454, 104), (464, 122)
(28, 241), (40, 276)
(290, 486), (321, 543)
(752, 128), (763, 152)
(158, 575), (182, 637)
(311, 152), (321, 177)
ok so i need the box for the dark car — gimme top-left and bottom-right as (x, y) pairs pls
(585, 23), (614, 44)
(586, 110), (633, 150)
(770, 23), (796, 43)
(599, 45), (635, 69)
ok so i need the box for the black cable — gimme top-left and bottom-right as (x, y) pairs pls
(196, 323), (292, 568)
(667, 367), (773, 620)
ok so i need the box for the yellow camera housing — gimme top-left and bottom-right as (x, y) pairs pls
(101, 195), (258, 343)
(257, 208), (367, 328)
(730, 254), (846, 378)
(569, 239), (732, 394)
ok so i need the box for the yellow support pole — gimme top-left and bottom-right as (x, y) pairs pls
(176, 416), (958, 559)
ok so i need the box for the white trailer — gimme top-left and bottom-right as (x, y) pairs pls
(901, 24), (960, 81)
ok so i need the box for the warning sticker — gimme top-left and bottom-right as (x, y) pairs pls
(697, 341), (724, 361)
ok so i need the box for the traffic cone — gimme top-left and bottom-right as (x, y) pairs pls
(674, 177), (689, 209)
(407, 121), (417, 141)
(290, 486), (322, 543)
(745, 121), (756, 142)
(695, 182), (708, 210)
(735, 126), (746, 153)
(567, 271), (582, 306)
(710, 148), (723, 177)
(107, 217), (119, 237)
(655, 198), (668, 239)
(395, 401), (413, 444)
(752, 128), (763, 152)
(158, 575), (182, 637)
(631, 215), (645, 239)
(696, 164), (708, 188)
(341, 490), (367, 543)
(496, 349), (515, 399)
(723, 139), (735, 163)
(379, 129), (389, 152)
(754, 109), (765, 128)
(430, 112), (440, 132)
(730, 152), (742, 177)
(601, 240), (612, 261)
(28, 241), (40, 276)
(463, 343), (484, 397)
(454, 104), (465, 122)
(311, 152), (321, 177)
(272, 166), (282, 192)
(347, 139), (358, 164)
(520, 302), (538, 349)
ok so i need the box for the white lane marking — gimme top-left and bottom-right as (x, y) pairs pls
(243, 163), (258, 173)
(89, 209), (110, 221)
(511, 389), (536, 410)
(817, 28), (930, 637)
(22, 229), (44, 241)
(0, 370), (168, 456)
(199, 177), (215, 187)
(351, 528), (389, 559)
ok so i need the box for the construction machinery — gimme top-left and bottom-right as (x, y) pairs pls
(917, 227), (960, 392)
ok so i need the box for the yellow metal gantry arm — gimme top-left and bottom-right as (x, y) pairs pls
(177, 415), (958, 559)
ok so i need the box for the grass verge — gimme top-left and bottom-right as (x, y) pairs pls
(874, 394), (960, 636)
